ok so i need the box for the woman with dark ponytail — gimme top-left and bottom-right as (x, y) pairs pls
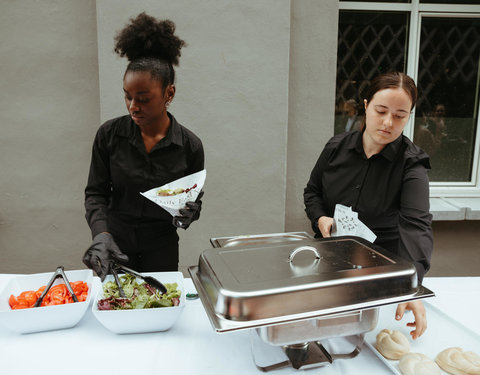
(304, 72), (432, 340)
(83, 13), (204, 279)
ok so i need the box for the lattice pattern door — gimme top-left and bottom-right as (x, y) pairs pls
(335, 11), (408, 134)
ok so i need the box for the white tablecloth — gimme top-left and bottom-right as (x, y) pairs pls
(0, 275), (478, 375)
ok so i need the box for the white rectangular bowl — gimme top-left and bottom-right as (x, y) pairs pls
(0, 269), (93, 334)
(92, 271), (185, 334)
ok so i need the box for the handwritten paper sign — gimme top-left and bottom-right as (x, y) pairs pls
(331, 204), (377, 243)
(140, 169), (206, 217)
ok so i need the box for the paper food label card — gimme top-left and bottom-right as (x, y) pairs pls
(140, 169), (206, 217)
(331, 204), (377, 243)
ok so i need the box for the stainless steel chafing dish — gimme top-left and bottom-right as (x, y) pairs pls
(188, 233), (434, 371)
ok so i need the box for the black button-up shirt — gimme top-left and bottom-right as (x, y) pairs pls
(85, 113), (204, 237)
(304, 131), (433, 281)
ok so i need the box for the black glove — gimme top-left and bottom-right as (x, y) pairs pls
(82, 232), (129, 281)
(172, 191), (204, 229)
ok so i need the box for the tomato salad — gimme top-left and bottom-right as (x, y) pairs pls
(9, 281), (89, 309)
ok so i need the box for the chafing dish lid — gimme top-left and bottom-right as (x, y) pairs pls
(194, 236), (422, 323)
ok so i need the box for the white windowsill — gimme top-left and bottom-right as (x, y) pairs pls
(430, 197), (480, 221)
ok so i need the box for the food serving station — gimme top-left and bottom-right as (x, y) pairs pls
(189, 234), (434, 371)
(0, 233), (479, 375)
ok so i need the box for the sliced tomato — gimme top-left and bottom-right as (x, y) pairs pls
(10, 281), (89, 309)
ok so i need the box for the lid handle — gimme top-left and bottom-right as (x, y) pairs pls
(288, 246), (321, 262)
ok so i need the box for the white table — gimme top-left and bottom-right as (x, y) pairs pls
(0, 275), (478, 375)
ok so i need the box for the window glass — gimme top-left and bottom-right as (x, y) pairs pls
(335, 11), (409, 134)
(342, 0), (410, 2)
(413, 17), (480, 182)
(421, 0), (480, 4)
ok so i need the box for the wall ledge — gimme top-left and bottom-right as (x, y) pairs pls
(431, 197), (480, 220)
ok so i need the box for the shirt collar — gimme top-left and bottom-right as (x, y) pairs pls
(117, 112), (184, 147)
(380, 134), (402, 161)
(348, 130), (402, 161)
(167, 112), (183, 147)
(346, 131), (362, 152)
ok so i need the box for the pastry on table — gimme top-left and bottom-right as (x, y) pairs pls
(376, 329), (410, 360)
(435, 347), (480, 375)
(399, 352), (441, 375)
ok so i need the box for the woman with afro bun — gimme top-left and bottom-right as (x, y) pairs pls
(83, 13), (204, 280)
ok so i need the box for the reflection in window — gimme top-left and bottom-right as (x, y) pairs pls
(413, 17), (480, 182)
(335, 11), (408, 134)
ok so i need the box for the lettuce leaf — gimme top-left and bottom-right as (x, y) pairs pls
(97, 274), (181, 310)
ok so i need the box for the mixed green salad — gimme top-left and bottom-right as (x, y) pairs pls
(97, 274), (181, 310)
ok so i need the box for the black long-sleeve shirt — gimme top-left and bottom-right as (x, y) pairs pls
(85, 113), (204, 238)
(304, 131), (433, 282)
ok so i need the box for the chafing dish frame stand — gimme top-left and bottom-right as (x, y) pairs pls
(250, 329), (364, 372)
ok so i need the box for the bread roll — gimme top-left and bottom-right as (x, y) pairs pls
(399, 352), (441, 375)
(376, 329), (410, 360)
(435, 347), (480, 375)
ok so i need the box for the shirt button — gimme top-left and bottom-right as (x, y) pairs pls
(355, 185), (361, 189)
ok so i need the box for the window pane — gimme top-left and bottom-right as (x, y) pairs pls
(342, 0), (410, 2)
(421, 0), (480, 4)
(335, 11), (408, 134)
(413, 17), (480, 182)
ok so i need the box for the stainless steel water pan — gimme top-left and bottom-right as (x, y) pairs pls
(256, 308), (378, 346)
(188, 236), (434, 333)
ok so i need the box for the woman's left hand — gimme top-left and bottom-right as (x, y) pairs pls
(172, 191), (204, 229)
(395, 300), (427, 339)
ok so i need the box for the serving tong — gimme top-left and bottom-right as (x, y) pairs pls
(33, 266), (79, 307)
(110, 263), (168, 297)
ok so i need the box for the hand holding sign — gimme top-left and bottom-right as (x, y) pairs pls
(140, 170), (206, 217)
(331, 204), (377, 243)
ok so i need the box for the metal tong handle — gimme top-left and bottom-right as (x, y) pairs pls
(34, 266), (79, 307)
(113, 263), (167, 294)
(113, 263), (143, 279)
(110, 267), (126, 298)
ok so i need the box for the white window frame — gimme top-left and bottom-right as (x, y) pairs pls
(339, 1), (480, 198)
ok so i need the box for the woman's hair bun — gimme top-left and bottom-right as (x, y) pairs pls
(114, 12), (186, 65)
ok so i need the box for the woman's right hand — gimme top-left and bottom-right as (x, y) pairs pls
(82, 233), (129, 281)
(317, 216), (334, 237)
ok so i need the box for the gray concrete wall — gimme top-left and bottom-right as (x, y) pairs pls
(285, 0), (339, 233)
(0, 0), (478, 278)
(0, 0), (99, 273)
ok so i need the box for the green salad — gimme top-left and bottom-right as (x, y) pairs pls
(97, 274), (181, 310)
